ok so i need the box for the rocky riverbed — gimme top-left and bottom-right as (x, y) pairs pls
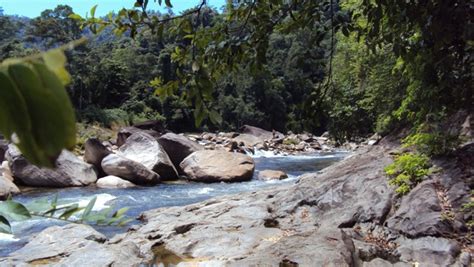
(1, 136), (472, 266)
(0, 123), (472, 266)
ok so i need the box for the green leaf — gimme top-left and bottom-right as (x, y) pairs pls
(165, 0), (173, 8)
(0, 215), (11, 234)
(90, 5), (98, 17)
(59, 204), (82, 220)
(42, 49), (71, 86)
(0, 201), (31, 221)
(112, 207), (129, 218)
(81, 197), (97, 221)
(68, 14), (83, 20)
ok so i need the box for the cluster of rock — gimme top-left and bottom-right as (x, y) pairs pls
(2, 126), (288, 198)
(2, 140), (472, 266)
(188, 125), (380, 156)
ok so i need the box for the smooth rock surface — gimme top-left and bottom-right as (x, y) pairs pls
(0, 175), (19, 200)
(257, 169), (288, 180)
(157, 133), (204, 173)
(101, 153), (160, 185)
(0, 224), (143, 266)
(96, 175), (136, 189)
(180, 150), (255, 182)
(118, 132), (178, 180)
(6, 145), (97, 187)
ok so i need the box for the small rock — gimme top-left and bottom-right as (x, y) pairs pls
(258, 170), (288, 181)
(0, 175), (19, 200)
(96, 175), (136, 188)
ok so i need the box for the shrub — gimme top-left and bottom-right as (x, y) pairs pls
(385, 152), (431, 195)
(403, 132), (459, 156)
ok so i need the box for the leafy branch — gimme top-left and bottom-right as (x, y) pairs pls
(0, 196), (131, 234)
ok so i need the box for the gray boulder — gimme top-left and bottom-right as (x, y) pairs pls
(0, 175), (20, 200)
(6, 145), (97, 187)
(157, 133), (204, 173)
(118, 132), (178, 180)
(180, 150), (255, 182)
(84, 138), (111, 175)
(101, 154), (159, 185)
(116, 126), (160, 147)
(386, 180), (453, 237)
(96, 175), (136, 189)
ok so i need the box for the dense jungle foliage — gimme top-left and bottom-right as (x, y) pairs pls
(0, 0), (472, 142)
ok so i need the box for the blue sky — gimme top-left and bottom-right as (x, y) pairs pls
(0, 0), (226, 18)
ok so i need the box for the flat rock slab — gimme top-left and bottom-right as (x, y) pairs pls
(1, 224), (143, 266)
(180, 150), (255, 182)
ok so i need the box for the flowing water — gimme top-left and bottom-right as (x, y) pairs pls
(0, 150), (348, 257)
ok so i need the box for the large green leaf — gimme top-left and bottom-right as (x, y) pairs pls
(81, 197), (97, 221)
(0, 201), (31, 222)
(0, 215), (11, 234)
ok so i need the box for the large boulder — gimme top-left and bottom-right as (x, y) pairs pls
(0, 175), (20, 200)
(84, 138), (111, 175)
(96, 175), (136, 189)
(6, 145), (97, 187)
(157, 133), (204, 173)
(180, 150), (255, 182)
(101, 154), (159, 185)
(116, 126), (160, 147)
(118, 132), (178, 180)
(241, 125), (274, 140)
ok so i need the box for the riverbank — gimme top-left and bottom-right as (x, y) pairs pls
(2, 138), (472, 266)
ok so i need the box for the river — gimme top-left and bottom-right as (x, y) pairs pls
(0, 150), (348, 257)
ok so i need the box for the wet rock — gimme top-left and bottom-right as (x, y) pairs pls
(96, 175), (136, 189)
(84, 138), (111, 175)
(157, 133), (204, 174)
(118, 132), (178, 180)
(101, 154), (159, 185)
(116, 126), (160, 147)
(6, 145), (97, 187)
(258, 170), (288, 181)
(180, 150), (255, 182)
(0, 224), (143, 266)
(396, 236), (461, 266)
(386, 180), (453, 237)
(0, 175), (19, 200)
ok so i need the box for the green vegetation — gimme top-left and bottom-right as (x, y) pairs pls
(385, 153), (431, 195)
